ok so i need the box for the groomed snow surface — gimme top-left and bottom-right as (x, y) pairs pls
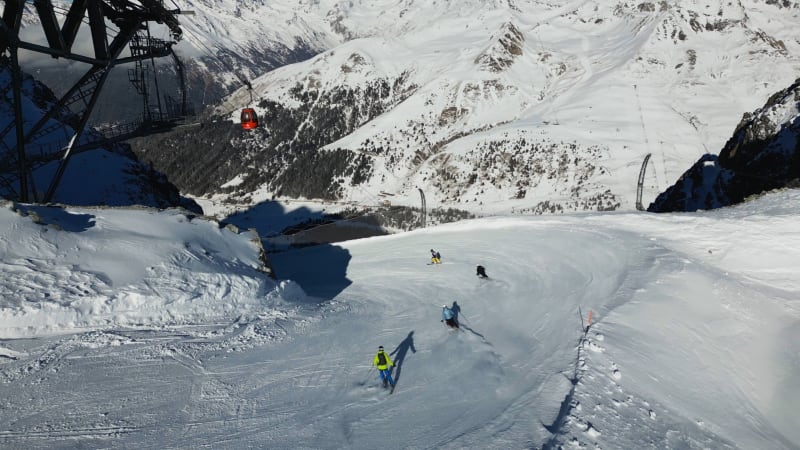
(1, 192), (799, 449)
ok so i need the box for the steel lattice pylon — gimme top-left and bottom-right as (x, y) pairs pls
(0, 0), (186, 202)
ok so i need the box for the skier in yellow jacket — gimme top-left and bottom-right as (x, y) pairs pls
(373, 345), (395, 388)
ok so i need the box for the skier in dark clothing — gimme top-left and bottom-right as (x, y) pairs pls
(430, 249), (441, 264)
(476, 265), (488, 278)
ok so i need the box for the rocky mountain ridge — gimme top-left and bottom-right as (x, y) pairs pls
(130, 0), (800, 216)
(649, 77), (800, 212)
(9, 1), (800, 217)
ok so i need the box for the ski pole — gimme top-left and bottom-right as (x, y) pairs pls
(363, 365), (375, 383)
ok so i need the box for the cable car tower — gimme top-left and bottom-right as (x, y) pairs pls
(636, 153), (654, 211)
(0, 0), (187, 203)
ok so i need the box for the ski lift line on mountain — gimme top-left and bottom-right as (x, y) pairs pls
(356, 185), (384, 206)
(176, 23), (260, 131)
(227, 67), (259, 131)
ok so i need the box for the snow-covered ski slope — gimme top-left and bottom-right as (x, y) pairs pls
(0, 191), (799, 448)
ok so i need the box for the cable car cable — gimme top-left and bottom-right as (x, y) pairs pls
(178, 24), (260, 130)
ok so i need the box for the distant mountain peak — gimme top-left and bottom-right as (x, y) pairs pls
(127, 1), (800, 216)
(475, 22), (524, 73)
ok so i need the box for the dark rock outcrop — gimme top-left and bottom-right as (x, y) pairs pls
(649, 78), (800, 212)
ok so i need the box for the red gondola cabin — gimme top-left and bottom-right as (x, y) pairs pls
(240, 108), (258, 130)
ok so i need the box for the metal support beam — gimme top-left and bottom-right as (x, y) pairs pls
(34, 0), (68, 53)
(87, 0), (109, 59)
(42, 67), (112, 203)
(10, 48), (28, 201)
(0, 0), (24, 54)
(15, 66), (102, 146)
(43, 23), (139, 203)
(61, 0), (89, 49)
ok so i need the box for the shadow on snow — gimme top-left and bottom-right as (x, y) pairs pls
(268, 243), (353, 302)
(389, 331), (417, 384)
(15, 204), (96, 232)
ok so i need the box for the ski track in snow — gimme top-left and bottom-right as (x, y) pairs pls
(556, 325), (738, 450)
(2, 201), (800, 448)
(0, 224), (642, 448)
(0, 274), (334, 443)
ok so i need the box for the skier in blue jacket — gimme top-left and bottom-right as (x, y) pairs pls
(441, 305), (458, 329)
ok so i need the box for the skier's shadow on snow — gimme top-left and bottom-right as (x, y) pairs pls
(451, 301), (461, 325)
(390, 331), (416, 384)
(451, 301), (486, 339)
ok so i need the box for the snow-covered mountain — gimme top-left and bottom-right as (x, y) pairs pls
(1, 190), (799, 448)
(129, 0), (800, 217)
(649, 77), (800, 212)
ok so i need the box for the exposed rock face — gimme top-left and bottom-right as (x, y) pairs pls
(127, 1), (800, 215)
(474, 22), (525, 73)
(12, 0), (790, 216)
(649, 78), (800, 212)
(130, 73), (416, 200)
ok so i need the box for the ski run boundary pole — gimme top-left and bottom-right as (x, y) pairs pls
(578, 306), (593, 335)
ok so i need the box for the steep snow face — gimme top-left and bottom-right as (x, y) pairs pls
(0, 202), (271, 337)
(167, 0), (800, 216)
